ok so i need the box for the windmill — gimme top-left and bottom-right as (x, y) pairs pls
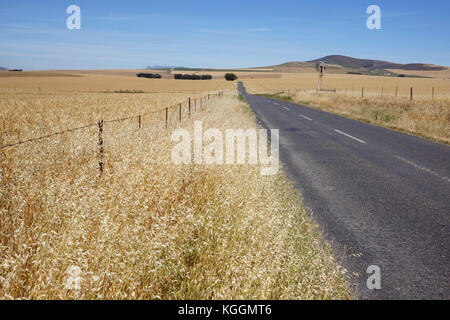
(315, 61), (326, 91)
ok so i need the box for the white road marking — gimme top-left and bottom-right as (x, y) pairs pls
(395, 155), (450, 183)
(334, 129), (366, 144)
(283, 107), (289, 110)
(299, 114), (312, 121)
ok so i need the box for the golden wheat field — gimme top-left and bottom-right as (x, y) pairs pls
(0, 71), (235, 93)
(0, 73), (351, 299)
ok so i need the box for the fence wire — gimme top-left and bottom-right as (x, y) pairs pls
(0, 91), (225, 187)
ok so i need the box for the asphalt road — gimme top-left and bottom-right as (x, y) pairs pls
(238, 82), (450, 299)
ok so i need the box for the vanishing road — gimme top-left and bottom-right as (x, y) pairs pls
(238, 82), (450, 299)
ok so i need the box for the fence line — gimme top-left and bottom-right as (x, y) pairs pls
(0, 91), (223, 150)
(0, 122), (98, 149)
(279, 86), (445, 101)
(0, 90), (225, 182)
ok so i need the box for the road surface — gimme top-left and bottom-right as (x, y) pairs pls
(238, 82), (450, 299)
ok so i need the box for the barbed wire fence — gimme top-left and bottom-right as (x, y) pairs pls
(280, 86), (444, 100)
(0, 90), (225, 187)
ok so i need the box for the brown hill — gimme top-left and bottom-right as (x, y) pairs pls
(308, 55), (446, 71)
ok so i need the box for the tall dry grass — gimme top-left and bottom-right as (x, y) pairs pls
(0, 89), (351, 299)
(288, 91), (449, 144)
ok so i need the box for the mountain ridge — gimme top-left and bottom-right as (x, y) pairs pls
(271, 55), (446, 71)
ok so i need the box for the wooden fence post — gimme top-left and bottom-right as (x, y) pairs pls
(432, 87), (435, 99)
(395, 86), (398, 98)
(188, 97), (191, 118)
(362, 88), (364, 98)
(381, 87), (384, 99)
(410, 87), (413, 101)
(165, 107), (168, 129)
(138, 115), (141, 129)
(179, 103), (182, 122)
(98, 119), (104, 175)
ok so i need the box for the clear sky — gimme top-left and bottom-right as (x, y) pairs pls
(1, 0), (449, 70)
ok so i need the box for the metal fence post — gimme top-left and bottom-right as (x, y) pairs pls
(188, 97), (191, 118)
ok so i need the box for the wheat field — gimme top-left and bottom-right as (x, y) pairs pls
(0, 71), (235, 93)
(0, 74), (351, 299)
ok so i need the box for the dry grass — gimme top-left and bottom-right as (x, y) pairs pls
(243, 73), (450, 99)
(386, 67), (450, 80)
(0, 86), (351, 299)
(243, 74), (450, 144)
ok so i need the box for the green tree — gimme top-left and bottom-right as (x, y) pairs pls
(225, 73), (238, 81)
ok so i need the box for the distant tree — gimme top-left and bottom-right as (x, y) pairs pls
(174, 73), (212, 80)
(225, 73), (238, 81)
(137, 73), (161, 79)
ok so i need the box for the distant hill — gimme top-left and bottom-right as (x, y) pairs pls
(146, 66), (178, 70)
(308, 55), (446, 71)
(0, 67), (7, 71)
(268, 55), (446, 72)
(273, 61), (312, 68)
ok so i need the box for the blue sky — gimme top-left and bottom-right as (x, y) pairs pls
(0, 0), (449, 70)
